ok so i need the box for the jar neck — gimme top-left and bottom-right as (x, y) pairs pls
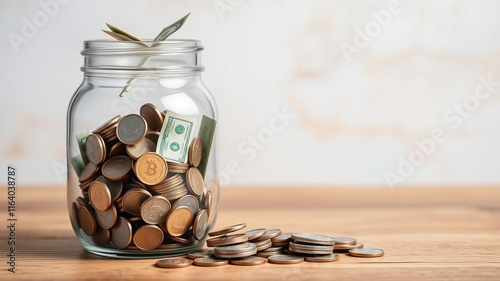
(81, 40), (205, 78)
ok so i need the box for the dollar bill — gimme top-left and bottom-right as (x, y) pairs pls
(196, 115), (217, 177)
(154, 13), (190, 42)
(75, 130), (89, 165)
(71, 154), (85, 176)
(156, 111), (196, 163)
(102, 29), (148, 47)
(105, 23), (148, 46)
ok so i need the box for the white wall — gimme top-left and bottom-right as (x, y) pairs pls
(1, 0), (500, 187)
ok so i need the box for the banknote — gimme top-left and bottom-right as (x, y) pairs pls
(156, 111), (196, 163)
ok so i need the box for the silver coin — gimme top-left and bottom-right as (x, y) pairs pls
(291, 233), (335, 246)
(305, 253), (339, 263)
(116, 114), (148, 145)
(214, 242), (256, 254)
(267, 254), (304, 264)
(172, 195), (199, 215)
(110, 216), (132, 249)
(244, 228), (267, 241)
(349, 248), (385, 258)
(332, 237), (357, 245)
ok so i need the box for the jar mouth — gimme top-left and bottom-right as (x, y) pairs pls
(81, 39), (204, 56)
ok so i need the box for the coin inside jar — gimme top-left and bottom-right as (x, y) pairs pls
(116, 114), (148, 145)
(95, 204), (117, 229)
(140, 103), (163, 132)
(186, 167), (204, 196)
(78, 205), (97, 236)
(101, 155), (132, 181)
(88, 181), (112, 211)
(133, 225), (164, 250)
(172, 195), (199, 215)
(85, 133), (107, 165)
(166, 206), (193, 237)
(122, 188), (152, 216)
(134, 152), (168, 185)
(110, 216), (133, 249)
(192, 209), (208, 240)
(140, 195), (171, 225)
(188, 137), (203, 167)
(126, 138), (156, 160)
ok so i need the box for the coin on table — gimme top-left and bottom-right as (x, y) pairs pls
(208, 223), (247, 237)
(187, 248), (214, 259)
(271, 232), (292, 243)
(92, 227), (110, 247)
(156, 258), (192, 268)
(188, 137), (203, 167)
(116, 114), (148, 145)
(254, 239), (273, 251)
(289, 241), (333, 255)
(335, 242), (364, 251)
(126, 138), (156, 160)
(192, 209), (209, 240)
(213, 242), (257, 259)
(206, 233), (249, 247)
(258, 229), (282, 240)
(78, 205), (97, 236)
(230, 256), (267, 266)
(89, 181), (112, 211)
(172, 195), (199, 215)
(305, 253), (339, 263)
(110, 216), (133, 249)
(185, 167), (204, 196)
(291, 233), (335, 246)
(85, 134), (107, 165)
(122, 188), (152, 216)
(134, 152), (168, 185)
(166, 206), (194, 237)
(133, 225), (164, 250)
(244, 228), (267, 241)
(95, 204), (117, 229)
(193, 257), (228, 267)
(101, 155), (132, 181)
(267, 254), (304, 264)
(141, 195), (171, 224)
(349, 248), (384, 258)
(140, 103), (163, 132)
(333, 237), (357, 245)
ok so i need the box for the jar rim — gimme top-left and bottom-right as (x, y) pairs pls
(81, 39), (204, 56)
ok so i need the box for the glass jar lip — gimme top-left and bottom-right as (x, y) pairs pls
(81, 39), (204, 56)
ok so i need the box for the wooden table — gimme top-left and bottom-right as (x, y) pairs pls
(2, 186), (500, 280)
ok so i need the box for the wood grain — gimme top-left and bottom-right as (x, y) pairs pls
(1, 186), (500, 280)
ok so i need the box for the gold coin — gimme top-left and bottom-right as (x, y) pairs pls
(305, 253), (339, 263)
(193, 257), (228, 267)
(101, 155), (132, 181)
(140, 103), (164, 132)
(230, 256), (267, 266)
(348, 248), (384, 258)
(206, 233), (248, 247)
(188, 137), (203, 167)
(116, 114), (148, 145)
(140, 195), (171, 224)
(85, 134), (107, 165)
(208, 223), (247, 237)
(122, 188), (152, 216)
(92, 227), (110, 247)
(192, 209), (208, 240)
(110, 216), (133, 249)
(133, 225), (164, 250)
(135, 152), (168, 185)
(156, 258), (192, 268)
(166, 206), (194, 237)
(267, 254), (304, 264)
(187, 248), (214, 260)
(126, 138), (156, 160)
(88, 181), (111, 212)
(78, 205), (97, 236)
(185, 167), (204, 196)
(244, 228), (267, 241)
(78, 163), (99, 183)
(95, 204), (117, 229)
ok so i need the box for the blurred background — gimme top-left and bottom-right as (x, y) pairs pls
(1, 0), (499, 187)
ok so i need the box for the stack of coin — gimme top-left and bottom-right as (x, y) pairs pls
(72, 103), (212, 251)
(155, 224), (384, 268)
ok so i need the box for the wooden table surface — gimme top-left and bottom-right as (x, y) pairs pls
(2, 186), (500, 280)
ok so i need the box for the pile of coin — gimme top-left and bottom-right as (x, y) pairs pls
(155, 223), (385, 268)
(71, 103), (213, 251)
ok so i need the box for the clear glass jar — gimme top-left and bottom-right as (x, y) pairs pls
(66, 40), (218, 258)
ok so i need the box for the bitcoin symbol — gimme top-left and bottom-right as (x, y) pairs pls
(146, 160), (157, 176)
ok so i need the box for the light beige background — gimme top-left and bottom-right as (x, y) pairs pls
(1, 0), (499, 187)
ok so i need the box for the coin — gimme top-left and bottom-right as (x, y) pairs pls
(156, 258), (192, 268)
(172, 195), (199, 215)
(122, 188), (152, 216)
(289, 241), (334, 255)
(244, 228), (267, 241)
(230, 256), (267, 266)
(193, 257), (228, 267)
(133, 225), (164, 250)
(95, 204), (117, 229)
(169, 234), (195, 245)
(188, 137), (202, 167)
(187, 248), (214, 259)
(141, 195), (171, 224)
(101, 155), (132, 181)
(258, 229), (282, 240)
(110, 216), (133, 249)
(166, 206), (194, 237)
(185, 167), (204, 196)
(85, 134), (107, 165)
(333, 237), (356, 245)
(116, 114), (148, 145)
(140, 103), (164, 132)
(126, 138), (156, 160)
(89, 181), (112, 211)
(254, 239), (273, 251)
(206, 233), (249, 247)
(92, 227), (110, 247)
(192, 209), (208, 240)
(349, 248), (384, 258)
(267, 254), (304, 264)
(93, 115), (121, 134)
(305, 253), (339, 263)
(205, 190), (212, 217)
(135, 152), (168, 185)
(96, 176), (123, 202)
(254, 251), (283, 258)
(334, 242), (364, 251)
(108, 142), (126, 158)
(78, 162), (99, 183)
(78, 205), (97, 236)
(145, 131), (160, 144)
(291, 233), (335, 246)
(208, 223), (247, 237)
(213, 242), (257, 258)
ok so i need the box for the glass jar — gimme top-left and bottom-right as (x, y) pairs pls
(66, 40), (218, 258)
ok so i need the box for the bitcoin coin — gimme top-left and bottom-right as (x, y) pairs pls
(135, 152), (168, 185)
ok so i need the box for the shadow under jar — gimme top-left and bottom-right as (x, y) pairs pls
(66, 40), (219, 258)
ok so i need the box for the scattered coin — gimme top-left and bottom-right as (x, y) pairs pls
(187, 248), (214, 259)
(334, 242), (364, 251)
(230, 256), (267, 266)
(214, 242), (257, 259)
(349, 248), (384, 258)
(291, 233), (335, 246)
(268, 254), (304, 264)
(208, 223), (247, 237)
(206, 233), (249, 247)
(193, 257), (228, 267)
(258, 229), (282, 240)
(332, 237), (356, 245)
(305, 253), (339, 263)
(156, 258), (193, 268)
(244, 228), (267, 241)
